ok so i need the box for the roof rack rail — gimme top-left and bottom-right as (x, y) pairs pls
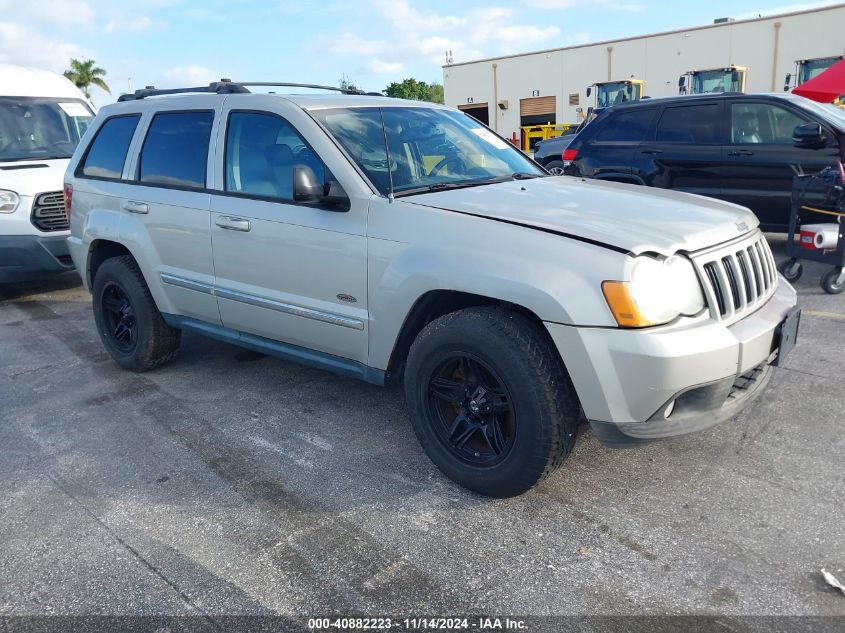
(117, 79), (382, 102)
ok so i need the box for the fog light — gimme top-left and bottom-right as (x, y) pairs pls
(664, 400), (675, 418)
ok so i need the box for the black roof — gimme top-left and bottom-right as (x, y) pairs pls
(600, 92), (790, 112)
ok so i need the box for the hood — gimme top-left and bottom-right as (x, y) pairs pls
(0, 159), (70, 197)
(404, 177), (758, 255)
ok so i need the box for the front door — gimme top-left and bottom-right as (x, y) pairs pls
(721, 100), (841, 230)
(209, 108), (369, 364)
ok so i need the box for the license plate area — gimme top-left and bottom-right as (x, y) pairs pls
(772, 307), (801, 367)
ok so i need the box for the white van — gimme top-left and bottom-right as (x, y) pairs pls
(0, 64), (94, 283)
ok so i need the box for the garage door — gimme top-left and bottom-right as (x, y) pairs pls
(458, 103), (489, 125)
(519, 96), (556, 126)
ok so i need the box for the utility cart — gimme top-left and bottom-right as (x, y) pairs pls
(778, 166), (845, 294)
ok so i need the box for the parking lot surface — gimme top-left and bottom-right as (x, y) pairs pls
(1, 234), (843, 621)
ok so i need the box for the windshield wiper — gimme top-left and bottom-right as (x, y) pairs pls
(0, 155), (70, 163)
(394, 180), (493, 197)
(511, 172), (542, 180)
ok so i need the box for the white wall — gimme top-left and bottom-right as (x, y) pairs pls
(443, 4), (845, 140)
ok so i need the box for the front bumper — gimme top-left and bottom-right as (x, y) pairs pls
(546, 280), (797, 446)
(0, 234), (73, 283)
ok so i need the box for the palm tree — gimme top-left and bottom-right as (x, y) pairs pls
(63, 59), (110, 99)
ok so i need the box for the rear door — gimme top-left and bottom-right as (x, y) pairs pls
(121, 101), (220, 324)
(644, 102), (724, 199)
(721, 99), (841, 230)
(577, 108), (657, 179)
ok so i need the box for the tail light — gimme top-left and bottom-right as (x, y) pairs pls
(63, 183), (73, 223)
(562, 148), (578, 163)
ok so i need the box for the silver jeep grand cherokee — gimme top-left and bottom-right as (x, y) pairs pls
(65, 81), (800, 497)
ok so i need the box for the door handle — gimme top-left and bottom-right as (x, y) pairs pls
(216, 216), (251, 232)
(640, 148), (663, 155)
(122, 201), (149, 214)
(728, 149), (755, 156)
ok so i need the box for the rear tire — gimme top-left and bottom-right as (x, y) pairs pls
(404, 307), (580, 497)
(92, 255), (181, 372)
(545, 160), (565, 176)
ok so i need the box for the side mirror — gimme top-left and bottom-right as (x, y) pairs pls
(626, 83), (633, 95)
(586, 87), (592, 98)
(793, 122), (826, 149)
(783, 73), (792, 91)
(293, 166), (349, 210)
(732, 70), (740, 82)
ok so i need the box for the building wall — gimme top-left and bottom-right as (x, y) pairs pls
(443, 4), (845, 140)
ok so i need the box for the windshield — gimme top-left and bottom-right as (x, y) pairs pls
(596, 83), (640, 108)
(313, 106), (543, 196)
(0, 97), (93, 162)
(692, 71), (742, 94)
(799, 58), (839, 84)
(788, 96), (845, 128)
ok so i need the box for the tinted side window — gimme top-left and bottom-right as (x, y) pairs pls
(80, 115), (140, 179)
(595, 109), (657, 142)
(139, 111), (214, 189)
(656, 105), (721, 144)
(730, 102), (810, 144)
(225, 112), (326, 200)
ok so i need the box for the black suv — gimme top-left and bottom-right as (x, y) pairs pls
(563, 93), (845, 231)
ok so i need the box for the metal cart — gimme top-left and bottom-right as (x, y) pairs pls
(778, 168), (845, 294)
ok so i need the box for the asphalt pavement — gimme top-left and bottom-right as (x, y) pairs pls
(1, 234), (843, 625)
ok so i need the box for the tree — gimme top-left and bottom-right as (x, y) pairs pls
(384, 78), (443, 103)
(427, 82), (444, 104)
(63, 59), (110, 99)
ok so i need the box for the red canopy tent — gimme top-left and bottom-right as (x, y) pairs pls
(793, 58), (845, 103)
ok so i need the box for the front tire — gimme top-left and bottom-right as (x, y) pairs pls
(404, 307), (580, 497)
(92, 255), (181, 372)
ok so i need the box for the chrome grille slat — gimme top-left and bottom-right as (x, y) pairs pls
(691, 231), (778, 324)
(31, 190), (68, 232)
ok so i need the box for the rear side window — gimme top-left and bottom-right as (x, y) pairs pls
(657, 105), (721, 144)
(138, 111), (214, 189)
(80, 115), (140, 179)
(595, 109), (657, 142)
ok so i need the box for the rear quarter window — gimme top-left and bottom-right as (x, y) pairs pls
(138, 111), (214, 189)
(594, 109), (657, 142)
(79, 115), (141, 179)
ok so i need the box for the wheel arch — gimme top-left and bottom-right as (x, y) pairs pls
(385, 289), (553, 384)
(87, 239), (134, 288)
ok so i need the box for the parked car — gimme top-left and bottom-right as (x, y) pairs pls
(532, 134), (575, 174)
(0, 64), (94, 283)
(563, 92), (845, 231)
(66, 82), (798, 497)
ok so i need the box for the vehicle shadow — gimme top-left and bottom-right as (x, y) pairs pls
(0, 271), (81, 303)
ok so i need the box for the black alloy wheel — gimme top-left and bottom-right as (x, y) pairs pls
(425, 354), (515, 466)
(100, 281), (138, 353)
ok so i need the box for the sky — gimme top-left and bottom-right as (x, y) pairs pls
(0, 0), (841, 105)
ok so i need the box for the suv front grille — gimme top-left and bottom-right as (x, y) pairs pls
(31, 191), (68, 232)
(692, 231), (777, 323)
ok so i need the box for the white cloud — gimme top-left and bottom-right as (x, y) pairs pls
(524, 0), (645, 11)
(320, 0), (567, 77)
(0, 23), (87, 73)
(104, 15), (159, 33)
(369, 60), (404, 74)
(0, 1), (96, 30)
(161, 65), (220, 87)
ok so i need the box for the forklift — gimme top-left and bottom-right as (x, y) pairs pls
(586, 79), (645, 108)
(679, 65), (747, 95)
(784, 55), (844, 91)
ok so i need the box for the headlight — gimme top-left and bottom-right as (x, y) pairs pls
(602, 255), (705, 327)
(0, 189), (20, 213)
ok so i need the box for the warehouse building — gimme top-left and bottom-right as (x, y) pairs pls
(443, 3), (845, 146)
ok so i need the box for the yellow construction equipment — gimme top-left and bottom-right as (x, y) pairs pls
(519, 123), (577, 153)
(784, 56), (844, 91)
(586, 79), (645, 108)
(679, 65), (747, 95)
